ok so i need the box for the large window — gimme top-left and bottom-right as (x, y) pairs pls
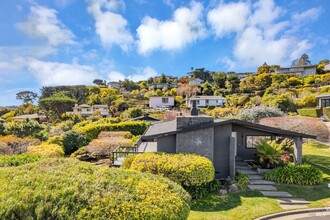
(321, 99), (330, 108)
(246, 135), (272, 149)
(162, 98), (169, 103)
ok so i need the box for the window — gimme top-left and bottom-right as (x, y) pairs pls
(246, 135), (271, 148)
(321, 99), (330, 107)
(197, 100), (200, 105)
(162, 98), (169, 103)
(205, 100), (209, 105)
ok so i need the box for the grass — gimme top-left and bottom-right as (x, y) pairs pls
(189, 140), (330, 219)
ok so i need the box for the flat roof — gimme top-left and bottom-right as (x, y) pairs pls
(316, 94), (330, 98)
(189, 96), (226, 100)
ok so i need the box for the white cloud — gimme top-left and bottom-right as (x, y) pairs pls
(136, 1), (206, 54)
(209, 0), (316, 68)
(207, 2), (250, 37)
(107, 66), (158, 82)
(27, 58), (100, 86)
(16, 6), (75, 46)
(87, 0), (133, 50)
(292, 7), (321, 22)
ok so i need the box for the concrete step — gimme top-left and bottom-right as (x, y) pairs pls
(249, 174), (263, 180)
(248, 184), (277, 191)
(237, 169), (258, 175)
(279, 204), (308, 210)
(261, 191), (292, 198)
(249, 180), (275, 185)
(277, 198), (310, 205)
(235, 166), (252, 170)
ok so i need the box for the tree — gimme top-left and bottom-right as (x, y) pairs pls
(189, 68), (212, 81)
(213, 72), (227, 88)
(16, 91), (38, 104)
(255, 73), (272, 90)
(202, 82), (213, 95)
(257, 62), (270, 74)
(4, 118), (44, 139)
(226, 73), (240, 93)
(177, 84), (200, 105)
(292, 54), (311, 66)
(93, 79), (106, 86)
(39, 92), (76, 118)
(122, 79), (138, 91)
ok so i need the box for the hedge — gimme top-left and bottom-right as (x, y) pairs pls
(263, 164), (323, 185)
(28, 144), (65, 157)
(297, 108), (321, 118)
(0, 159), (191, 219)
(122, 153), (216, 198)
(0, 153), (41, 167)
(76, 121), (150, 141)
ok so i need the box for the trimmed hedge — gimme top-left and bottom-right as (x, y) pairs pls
(76, 121), (150, 141)
(0, 159), (191, 219)
(122, 153), (216, 198)
(297, 108), (321, 118)
(263, 164), (323, 185)
(0, 153), (41, 167)
(28, 144), (64, 157)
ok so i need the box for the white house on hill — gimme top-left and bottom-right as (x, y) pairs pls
(188, 96), (226, 107)
(149, 96), (175, 109)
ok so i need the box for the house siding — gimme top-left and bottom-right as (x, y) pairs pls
(156, 135), (176, 153)
(214, 124), (232, 178)
(149, 97), (175, 109)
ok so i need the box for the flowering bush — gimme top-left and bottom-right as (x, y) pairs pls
(238, 105), (284, 122)
(28, 143), (64, 157)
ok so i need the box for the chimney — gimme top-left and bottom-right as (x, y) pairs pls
(190, 100), (198, 116)
(176, 116), (214, 129)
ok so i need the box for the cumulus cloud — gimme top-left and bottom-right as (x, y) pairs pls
(136, 1), (206, 54)
(107, 66), (158, 82)
(207, 2), (250, 37)
(16, 6), (75, 46)
(27, 58), (100, 86)
(208, 0), (317, 68)
(87, 0), (133, 50)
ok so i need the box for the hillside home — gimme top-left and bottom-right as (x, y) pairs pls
(149, 83), (178, 90)
(149, 96), (175, 109)
(137, 109), (315, 178)
(275, 65), (317, 76)
(188, 96), (226, 107)
(189, 78), (204, 86)
(13, 114), (46, 123)
(316, 94), (330, 108)
(67, 104), (109, 117)
(107, 81), (121, 88)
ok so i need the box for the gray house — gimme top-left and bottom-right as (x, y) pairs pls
(139, 115), (315, 178)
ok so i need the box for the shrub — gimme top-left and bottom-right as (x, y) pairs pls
(0, 159), (191, 219)
(207, 107), (239, 118)
(4, 119), (45, 140)
(235, 172), (249, 190)
(122, 153), (216, 198)
(0, 122), (5, 135)
(297, 108), (321, 118)
(0, 153), (41, 167)
(62, 131), (87, 155)
(263, 164), (323, 185)
(47, 135), (63, 146)
(238, 105), (284, 122)
(255, 140), (282, 169)
(28, 144), (64, 157)
(0, 135), (41, 155)
(60, 113), (83, 124)
(76, 121), (150, 141)
(298, 94), (318, 108)
(55, 120), (75, 132)
(121, 107), (143, 118)
(86, 138), (131, 157)
(322, 107), (330, 120)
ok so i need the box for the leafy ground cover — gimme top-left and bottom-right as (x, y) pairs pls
(189, 140), (330, 219)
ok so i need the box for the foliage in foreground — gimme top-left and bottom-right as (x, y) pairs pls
(263, 164), (323, 185)
(0, 153), (41, 167)
(0, 159), (191, 220)
(235, 172), (249, 190)
(122, 153), (216, 198)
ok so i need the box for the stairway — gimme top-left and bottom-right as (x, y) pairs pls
(235, 160), (310, 210)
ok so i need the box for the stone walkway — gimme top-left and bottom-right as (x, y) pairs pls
(236, 161), (310, 210)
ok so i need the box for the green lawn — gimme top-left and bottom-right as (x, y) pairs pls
(189, 140), (330, 220)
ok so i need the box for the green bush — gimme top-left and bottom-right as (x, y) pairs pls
(62, 131), (87, 155)
(28, 143), (64, 157)
(0, 159), (191, 219)
(122, 153), (216, 198)
(0, 122), (5, 135)
(297, 108), (321, 118)
(76, 121), (150, 141)
(255, 140), (282, 169)
(47, 135), (63, 146)
(263, 164), (323, 185)
(238, 105), (284, 122)
(60, 113), (83, 124)
(235, 172), (249, 190)
(4, 118), (45, 140)
(0, 153), (41, 167)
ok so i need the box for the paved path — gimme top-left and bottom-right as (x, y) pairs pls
(236, 161), (310, 210)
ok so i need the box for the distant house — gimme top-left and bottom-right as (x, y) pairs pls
(275, 65), (317, 76)
(149, 83), (178, 90)
(149, 96), (175, 109)
(66, 104), (109, 117)
(13, 114), (46, 123)
(316, 94), (330, 108)
(189, 78), (204, 86)
(107, 81), (121, 89)
(188, 96), (226, 108)
(236, 72), (255, 80)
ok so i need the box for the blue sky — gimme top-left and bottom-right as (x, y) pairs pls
(0, 0), (330, 106)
